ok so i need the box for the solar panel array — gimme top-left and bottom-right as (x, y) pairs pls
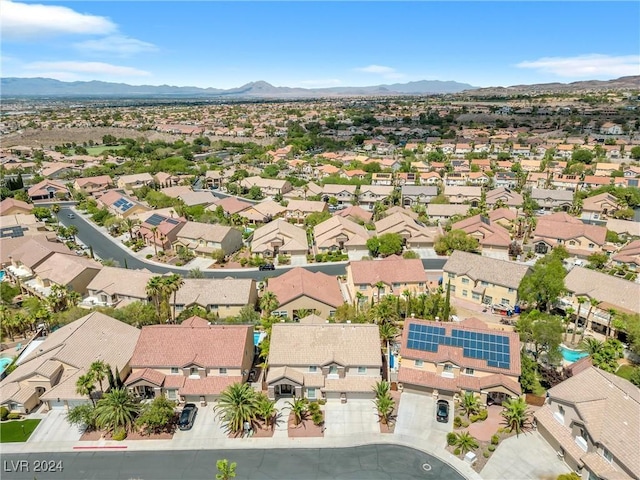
(146, 213), (166, 226)
(406, 323), (511, 369)
(113, 197), (134, 212)
(0, 226), (26, 239)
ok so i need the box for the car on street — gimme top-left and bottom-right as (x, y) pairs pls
(259, 263), (275, 271)
(67, 213), (75, 218)
(178, 403), (198, 430)
(436, 399), (449, 423)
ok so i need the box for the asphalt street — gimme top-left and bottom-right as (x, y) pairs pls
(1, 444), (465, 480)
(56, 205), (446, 280)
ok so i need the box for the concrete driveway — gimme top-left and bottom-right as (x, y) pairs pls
(323, 399), (379, 437)
(395, 392), (451, 443)
(172, 403), (228, 447)
(481, 430), (571, 480)
(28, 410), (84, 443)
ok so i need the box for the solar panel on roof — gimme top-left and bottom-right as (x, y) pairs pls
(146, 213), (165, 226)
(167, 218), (179, 225)
(0, 226), (26, 238)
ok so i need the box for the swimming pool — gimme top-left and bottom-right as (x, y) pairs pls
(560, 345), (589, 363)
(0, 357), (13, 375)
(0, 270), (5, 282)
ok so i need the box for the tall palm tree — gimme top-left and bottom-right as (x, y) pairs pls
(76, 373), (96, 406)
(146, 276), (165, 322)
(67, 224), (79, 244)
(458, 392), (480, 417)
(214, 383), (258, 434)
(123, 217), (140, 240)
(164, 273), (185, 323)
(572, 297), (587, 345)
(375, 394), (395, 425)
(402, 289), (412, 318)
(286, 397), (308, 426)
(563, 307), (575, 342)
(90, 361), (110, 393)
(150, 226), (159, 256)
(579, 337), (603, 356)
(454, 431), (480, 455)
(259, 292), (279, 318)
(379, 322), (399, 348)
(584, 297), (600, 339)
(94, 388), (139, 433)
(374, 281), (385, 302)
(606, 308), (617, 338)
(500, 397), (532, 437)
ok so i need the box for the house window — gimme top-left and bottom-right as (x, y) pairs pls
(189, 367), (198, 376)
(448, 273), (456, 279)
(508, 288), (515, 293)
(588, 243), (595, 249)
(329, 310), (336, 317)
(392, 283), (400, 289)
(450, 285), (456, 293)
(443, 364), (453, 372)
(359, 284), (367, 290)
(357, 366), (366, 374)
(307, 388), (316, 399)
(462, 278), (470, 284)
(602, 448), (612, 463)
(465, 368), (475, 375)
(418, 283), (424, 287)
(415, 360), (424, 367)
(569, 240), (576, 246)
(170, 367), (179, 374)
(462, 290), (468, 297)
(481, 281), (489, 286)
(167, 389), (177, 400)
(309, 366), (317, 373)
(329, 366), (338, 375)
(219, 368), (227, 375)
(501, 299), (510, 305)
(484, 295), (493, 305)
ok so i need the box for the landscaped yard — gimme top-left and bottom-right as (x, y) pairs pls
(0, 419), (41, 442)
(86, 144), (126, 155)
(616, 364), (636, 381)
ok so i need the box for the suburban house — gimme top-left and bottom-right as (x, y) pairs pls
(3, 236), (74, 285)
(371, 172), (394, 186)
(0, 312), (139, 413)
(125, 318), (253, 404)
(442, 251), (531, 307)
(239, 176), (292, 196)
(493, 172), (518, 189)
(85, 266), (154, 308)
(531, 188), (574, 212)
(375, 211), (443, 249)
(285, 200), (328, 224)
(174, 222), (243, 257)
(444, 186), (482, 207)
(611, 239), (640, 271)
(0, 213), (44, 239)
(401, 185), (438, 207)
(396, 172), (420, 186)
(116, 172), (155, 191)
(173, 279), (257, 319)
(560, 267), (639, 338)
(358, 185), (394, 211)
(266, 323), (382, 401)
(25, 253), (102, 298)
(205, 170), (230, 189)
(137, 212), (187, 252)
(451, 214), (512, 260)
(178, 191), (219, 208)
(398, 317), (522, 405)
(580, 193), (620, 223)
(485, 187), (523, 210)
(27, 179), (70, 201)
(532, 213), (606, 257)
(426, 204), (471, 224)
(211, 196), (253, 216)
(265, 267), (344, 320)
(345, 257), (428, 306)
(239, 200), (286, 224)
(335, 205), (373, 223)
(72, 175), (114, 196)
(313, 215), (371, 260)
(250, 219), (308, 258)
(97, 190), (150, 219)
(534, 367), (639, 480)
(0, 198), (33, 216)
(318, 184), (356, 206)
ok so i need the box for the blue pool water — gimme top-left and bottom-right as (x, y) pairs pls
(560, 345), (589, 363)
(0, 270), (5, 282)
(0, 357), (13, 374)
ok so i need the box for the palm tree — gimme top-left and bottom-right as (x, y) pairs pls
(375, 394), (395, 425)
(287, 397), (308, 426)
(563, 307), (575, 341)
(146, 276), (165, 322)
(67, 224), (79, 244)
(259, 292), (279, 318)
(51, 204), (60, 225)
(572, 297), (587, 345)
(374, 281), (385, 302)
(150, 226), (159, 256)
(402, 289), (412, 318)
(372, 380), (391, 399)
(214, 383), (258, 434)
(355, 291), (365, 313)
(579, 337), (603, 356)
(215, 459), (237, 480)
(76, 373), (96, 406)
(500, 397), (532, 436)
(94, 388), (139, 433)
(164, 273), (185, 323)
(606, 308), (617, 338)
(379, 322), (399, 348)
(90, 361), (110, 393)
(188, 268), (204, 279)
(255, 393), (277, 428)
(123, 217), (140, 240)
(584, 297), (600, 339)
(453, 431), (480, 455)
(458, 392), (480, 417)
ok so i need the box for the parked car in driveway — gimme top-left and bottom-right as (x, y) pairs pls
(178, 403), (198, 430)
(436, 399), (449, 423)
(259, 263), (275, 271)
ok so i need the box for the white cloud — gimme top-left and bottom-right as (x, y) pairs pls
(24, 61), (151, 79)
(1, 0), (116, 40)
(74, 35), (157, 56)
(355, 64), (405, 80)
(298, 79), (342, 88)
(516, 54), (640, 78)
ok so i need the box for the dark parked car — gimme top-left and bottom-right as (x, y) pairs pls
(436, 400), (449, 423)
(259, 263), (275, 271)
(178, 403), (198, 430)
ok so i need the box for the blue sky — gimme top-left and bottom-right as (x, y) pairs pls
(1, 1), (639, 88)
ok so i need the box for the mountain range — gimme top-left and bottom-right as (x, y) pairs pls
(1, 76), (637, 98)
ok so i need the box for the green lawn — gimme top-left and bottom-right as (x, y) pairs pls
(85, 145), (126, 156)
(0, 419), (41, 442)
(616, 365), (636, 381)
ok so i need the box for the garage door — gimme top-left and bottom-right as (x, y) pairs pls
(347, 392), (375, 400)
(48, 399), (66, 410)
(184, 396), (201, 404)
(66, 399), (89, 409)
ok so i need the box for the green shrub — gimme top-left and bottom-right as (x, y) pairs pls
(0, 407), (8, 421)
(483, 451), (490, 458)
(318, 399), (326, 405)
(461, 420), (470, 428)
(488, 445), (496, 452)
(453, 416), (462, 428)
(312, 411), (324, 426)
(479, 409), (488, 421)
(240, 258), (248, 267)
(146, 254), (153, 259)
(308, 402), (320, 414)
(470, 414), (479, 423)
(491, 434), (500, 445)
(112, 428), (127, 441)
(447, 432), (457, 446)
(453, 448), (461, 456)
(7, 413), (21, 420)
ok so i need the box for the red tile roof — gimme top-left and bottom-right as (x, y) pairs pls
(349, 258), (428, 286)
(266, 267), (343, 308)
(398, 367), (521, 395)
